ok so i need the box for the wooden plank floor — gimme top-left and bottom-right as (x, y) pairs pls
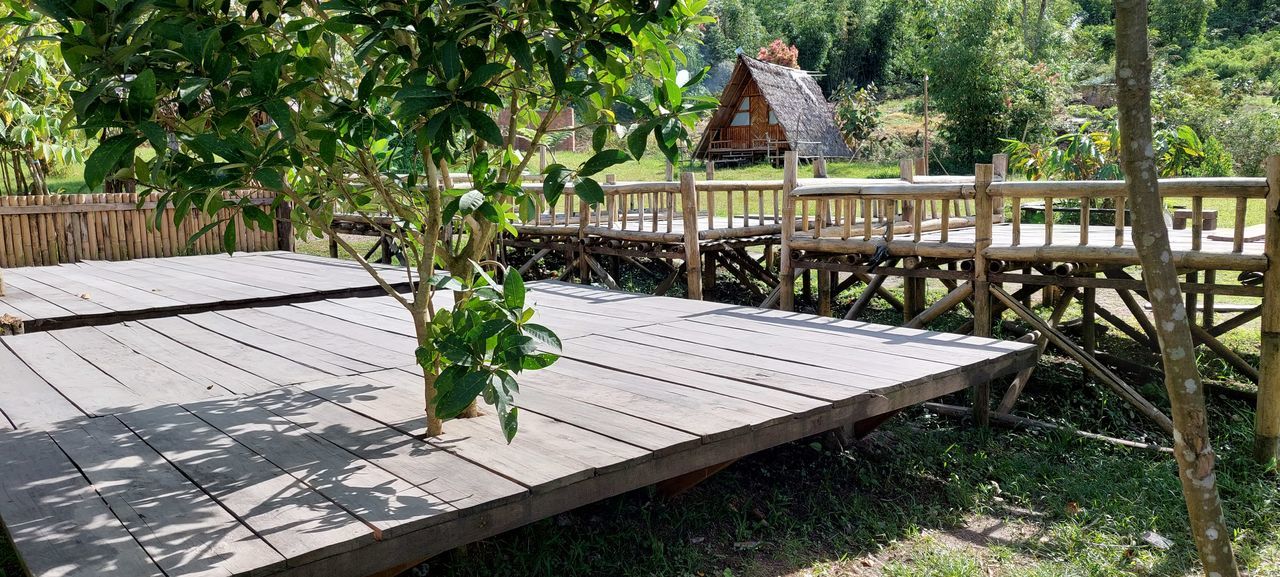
(0, 252), (412, 330)
(0, 279), (1035, 577)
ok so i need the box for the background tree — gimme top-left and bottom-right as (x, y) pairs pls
(0, 0), (84, 195)
(37, 0), (715, 440)
(1115, 1), (1240, 574)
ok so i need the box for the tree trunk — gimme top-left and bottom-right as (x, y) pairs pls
(1114, 3), (1239, 575)
(413, 310), (444, 437)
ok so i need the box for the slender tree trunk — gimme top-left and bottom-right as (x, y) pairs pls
(1114, 3), (1239, 575)
(413, 308), (444, 437)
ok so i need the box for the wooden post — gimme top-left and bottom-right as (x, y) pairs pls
(665, 160), (674, 182)
(705, 161), (715, 181)
(778, 151), (799, 311)
(813, 156), (827, 178)
(914, 157), (927, 178)
(680, 172), (703, 300)
(538, 145), (547, 174)
(1256, 154), (1280, 462)
(898, 158), (915, 183)
(971, 163), (995, 428)
(275, 201), (294, 252)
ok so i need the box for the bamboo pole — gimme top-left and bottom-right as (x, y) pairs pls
(972, 164), (995, 427)
(680, 172), (703, 300)
(1256, 154), (1280, 462)
(778, 151), (799, 311)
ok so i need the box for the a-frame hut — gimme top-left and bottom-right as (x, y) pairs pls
(694, 55), (853, 165)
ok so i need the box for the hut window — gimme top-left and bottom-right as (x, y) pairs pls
(768, 110), (777, 125)
(738, 98), (750, 110)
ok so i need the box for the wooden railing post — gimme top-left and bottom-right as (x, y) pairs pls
(275, 200), (295, 252)
(680, 172), (703, 300)
(899, 158), (915, 183)
(972, 163), (996, 428)
(779, 151), (799, 311)
(1256, 154), (1280, 462)
(813, 156), (827, 178)
(665, 160), (675, 182)
(705, 161), (715, 181)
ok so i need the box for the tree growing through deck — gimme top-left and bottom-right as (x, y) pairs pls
(36, 0), (716, 440)
(1115, 1), (1239, 574)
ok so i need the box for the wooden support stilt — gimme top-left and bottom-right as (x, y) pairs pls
(517, 248), (553, 276)
(1190, 322), (1260, 383)
(583, 254), (621, 290)
(845, 266), (896, 320)
(1209, 305), (1261, 337)
(656, 460), (738, 498)
(655, 262), (686, 296)
(778, 151), (799, 311)
(971, 164), (995, 428)
(902, 258), (926, 324)
(905, 282), (973, 329)
(997, 287), (1078, 414)
(1256, 154), (1280, 463)
(992, 285), (1174, 434)
(679, 172), (703, 300)
(1082, 276), (1097, 356)
(817, 265), (832, 317)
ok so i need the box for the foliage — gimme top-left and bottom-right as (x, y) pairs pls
(832, 83), (883, 158)
(700, 0), (766, 63)
(756, 39), (798, 68)
(36, 0), (714, 440)
(1185, 30), (1280, 89)
(1150, 0), (1214, 53)
(924, 0), (1063, 169)
(1217, 109), (1280, 176)
(1003, 122), (1232, 180)
(0, 1), (85, 195)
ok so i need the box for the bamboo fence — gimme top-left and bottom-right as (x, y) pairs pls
(0, 191), (282, 268)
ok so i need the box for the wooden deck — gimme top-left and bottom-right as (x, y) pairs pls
(0, 252), (411, 331)
(0, 263), (1035, 577)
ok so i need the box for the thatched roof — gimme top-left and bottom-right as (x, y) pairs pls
(694, 55), (853, 160)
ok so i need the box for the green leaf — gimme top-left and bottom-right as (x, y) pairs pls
(592, 125), (608, 153)
(458, 190), (484, 214)
(500, 31), (533, 71)
(504, 269), (525, 309)
(574, 177), (604, 204)
(500, 406), (519, 443)
(84, 134), (143, 191)
(128, 69), (156, 119)
(222, 219), (237, 254)
(579, 149), (630, 176)
(523, 323), (562, 353)
(465, 107), (503, 146)
(627, 122), (652, 160)
(436, 370), (488, 419)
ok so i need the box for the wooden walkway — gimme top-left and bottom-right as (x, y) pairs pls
(0, 252), (411, 331)
(0, 266), (1034, 577)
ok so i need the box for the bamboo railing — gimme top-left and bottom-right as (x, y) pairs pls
(0, 191), (283, 268)
(785, 171), (1270, 272)
(512, 178), (789, 244)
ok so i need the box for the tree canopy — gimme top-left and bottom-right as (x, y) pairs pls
(35, 0), (715, 439)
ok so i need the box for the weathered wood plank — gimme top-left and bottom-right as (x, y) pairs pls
(49, 326), (231, 402)
(181, 311), (379, 375)
(246, 383), (526, 512)
(118, 404), (375, 566)
(0, 429), (164, 577)
(2, 332), (152, 420)
(139, 316), (334, 385)
(95, 322), (277, 395)
(185, 395), (450, 540)
(50, 417), (287, 577)
(216, 308), (408, 370)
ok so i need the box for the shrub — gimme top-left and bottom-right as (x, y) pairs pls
(1216, 110), (1280, 176)
(757, 39), (799, 68)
